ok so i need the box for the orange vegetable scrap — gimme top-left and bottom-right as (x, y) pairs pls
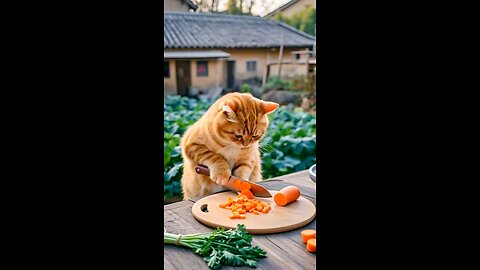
(306, 238), (316, 252)
(239, 181), (251, 191)
(219, 193), (271, 219)
(301, 230), (316, 243)
(301, 230), (317, 253)
(274, 186), (301, 207)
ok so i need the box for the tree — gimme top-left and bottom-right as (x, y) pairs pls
(192, 0), (220, 13)
(192, 0), (257, 15)
(273, 6), (316, 36)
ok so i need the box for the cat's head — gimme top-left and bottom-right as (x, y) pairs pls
(213, 92), (279, 148)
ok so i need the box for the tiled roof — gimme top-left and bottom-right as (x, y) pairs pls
(164, 12), (316, 49)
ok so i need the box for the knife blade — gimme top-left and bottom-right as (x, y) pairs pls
(195, 164), (272, 198)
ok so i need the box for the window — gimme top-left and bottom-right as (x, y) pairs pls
(246, 61), (257, 72)
(197, 61), (208, 77)
(295, 54), (301, 60)
(164, 61), (170, 78)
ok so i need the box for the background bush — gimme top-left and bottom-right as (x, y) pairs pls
(164, 96), (316, 202)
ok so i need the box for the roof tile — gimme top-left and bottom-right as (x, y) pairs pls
(164, 12), (315, 49)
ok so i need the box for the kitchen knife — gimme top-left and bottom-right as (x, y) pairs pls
(195, 164), (272, 198)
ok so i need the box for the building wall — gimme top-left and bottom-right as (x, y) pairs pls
(189, 59), (223, 95)
(223, 48), (299, 81)
(269, 63), (309, 78)
(163, 47), (309, 95)
(164, 60), (177, 95)
(164, 0), (191, 12)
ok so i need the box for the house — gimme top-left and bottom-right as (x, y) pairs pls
(164, 0), (197, 12)
(164, 12), (316, 97)
(263, 0), (316, 18)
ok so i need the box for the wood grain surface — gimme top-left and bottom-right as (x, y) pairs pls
(192, 190), (316, 234)
(164, 171), (317, 270)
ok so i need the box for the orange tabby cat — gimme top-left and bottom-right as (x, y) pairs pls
(180, 92), (279, 200)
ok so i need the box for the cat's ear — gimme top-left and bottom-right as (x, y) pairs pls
(261, 101), (279, 114)
(220, 100), (238, 122)
(225, 99), (237, 111)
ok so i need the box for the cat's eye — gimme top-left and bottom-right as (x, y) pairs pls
(235, 134), (242, 139)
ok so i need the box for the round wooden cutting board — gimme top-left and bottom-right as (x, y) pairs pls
(192, 190), (316, 234)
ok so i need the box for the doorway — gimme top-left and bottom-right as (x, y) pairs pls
(226, 60), (235, 89)
(176, 60), (191, 96)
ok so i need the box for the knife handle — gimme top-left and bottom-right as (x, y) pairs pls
(195, 165), (211, 176)
(195, 165), (239, 184)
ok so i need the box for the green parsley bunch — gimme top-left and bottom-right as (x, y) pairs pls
(164, 224), (267, 269)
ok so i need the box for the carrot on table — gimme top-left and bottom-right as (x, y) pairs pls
(274, 186), (301, 206)
(306, 238), (316, 252)
(301, 229), (316, 243)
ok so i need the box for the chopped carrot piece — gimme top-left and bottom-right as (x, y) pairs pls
(232, 179), (241, 190)
(241, 189), (254, 199)
(301, 230), (316, 243)
(262, 206), (270, 213)
(253, 210), (259, 215)
(239, 181), (251, 191)
(256, 205), (263, 211)
(306, 238), (316, 252)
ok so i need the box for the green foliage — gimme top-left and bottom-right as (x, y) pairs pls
(262, 76), (289, 91)
(240, 83), (252, 93)
(273, 6), (316, 36)
(164, 96), (316, 201)
(164, 96), (213, 200)
(260, 103), (316, 178)
(164, 224), (267, 269)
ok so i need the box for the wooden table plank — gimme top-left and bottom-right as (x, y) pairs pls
(269, 170), (316, 190)
(164, 170), (316, 270)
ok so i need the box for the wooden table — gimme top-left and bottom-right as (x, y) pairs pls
(164, 170), (316, 270)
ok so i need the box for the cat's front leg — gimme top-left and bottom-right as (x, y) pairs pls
(185, 143), (231, 185)
(232, 160), (255, 181)
(248, 162), (263, 182)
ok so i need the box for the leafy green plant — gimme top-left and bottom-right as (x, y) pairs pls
(241, 84), (252, 93)
(164, 96), (316, 202)
(262, 76), (289, 92)
(164, 224), (267, 269)
(164, 96), (213, 200)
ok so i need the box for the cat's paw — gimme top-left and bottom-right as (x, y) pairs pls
(210, 169), (231, 186)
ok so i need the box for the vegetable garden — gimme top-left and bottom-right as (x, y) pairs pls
(164, 96), (316, 203)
